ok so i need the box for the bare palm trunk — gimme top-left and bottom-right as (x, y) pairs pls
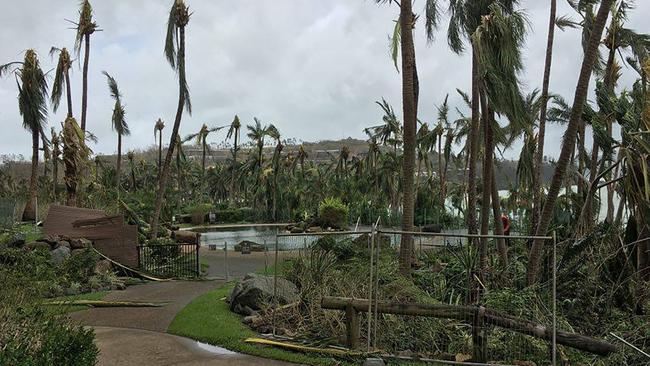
(52, 153), (58, 201)
(467, 49), (480, 236)
(151, 25), (187, 238)
(580, 44), (616, 230)
(230, 133), (238, 202)
(479, 91), (493, 277)
(532, 0), (557, 234)
(158, 132), (163, 175)
(80, 35), (90, 131)
(22, 129), (39, 221)
(64, 68), (73, 118)
(491, 162), (507, 267)
(116, 134), (122, 190)
(527, 0), (613, 285)
(438, 135), (443, 208)
(201, 143), (206, 176)
(399, 0), (417, 276)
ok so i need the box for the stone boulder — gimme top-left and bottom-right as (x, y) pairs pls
(233, 240), (266, 252)
(70, 238), (92, 249)
(50, 246), (71, 266)
(306, 226), (322, 233)
(94, 259), (112, 274)
(7, 233), (25, 248)
(56, 240), (71, 249)
(228, 273), (299, 315)
(25, 241), (51, 252)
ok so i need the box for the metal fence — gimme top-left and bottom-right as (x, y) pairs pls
(137, 243), (200, 278)
(269, 228), (557, 366)
(0, 198), (16, 229)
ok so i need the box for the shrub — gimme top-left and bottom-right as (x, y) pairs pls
(186, 203), (214, 225)
(317, 198), (349, 229)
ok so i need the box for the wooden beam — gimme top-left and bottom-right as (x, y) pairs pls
(321, 297), (617, 356)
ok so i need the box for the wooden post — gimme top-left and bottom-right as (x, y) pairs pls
(472, 306), (487, 363)
(345, 302), (360, 349)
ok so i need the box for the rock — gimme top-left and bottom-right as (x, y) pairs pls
(70, 248), (87, 257)
(422, 224), (442, 233)
(56, 240), (71, 249)
(172, 230), (200, 245)
(233, 240), (266, 252)
(94, 259), (112, 274)
(7, 233), (25, 248)
(42, 234), (61, 245)
(352, 233), (392, 250)
(70, 238), (92, 249)
(363, 359), (386, 366)
(228, 273), (299, 314)
(50, 246), (71, 266)
(306, 226), (322, 233)
(25, 241), (51, 252)
(289, 226), (304, 234)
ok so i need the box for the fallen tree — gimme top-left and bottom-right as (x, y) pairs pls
(322, 296), (617, 356)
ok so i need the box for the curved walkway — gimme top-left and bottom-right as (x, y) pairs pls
(93, 326), (294, 366)
(71, 254), (299, 365)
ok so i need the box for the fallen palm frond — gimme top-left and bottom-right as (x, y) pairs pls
(244, 337), (366, 358)
(91, 247), (169, 282)
(43, 300), (168, 308)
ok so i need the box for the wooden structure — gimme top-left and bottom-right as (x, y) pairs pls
(321, 296), (617, 358)
(43, 205), (139, 267)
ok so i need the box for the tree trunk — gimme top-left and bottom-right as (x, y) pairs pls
(52, 152), (58, 201)
(64, 68), (73, 118)
(580, 44), (616, 231)
(479, 91), (493, 277)
(201, 142), (206, 176)
(150, 25), (187, 238)
(116, 134), (122, 190)
(532, 0), (557, 235)
(158, 132), (163, 175)
(399, 0), (417, 276)
(467, 49), (480, 237)
(438, 135), (443, 208)
(231, 132), (238, 202)
(527, 0), (613, 285)
(491, 163), (507, 267)
(22, 129), (39, 221)
(80, 34), (90, 131)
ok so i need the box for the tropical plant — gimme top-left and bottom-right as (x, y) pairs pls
(49, 47), (74, 118)
(0, 50), (49, 221)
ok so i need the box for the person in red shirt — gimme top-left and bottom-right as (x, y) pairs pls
(501, 213), (510, 236)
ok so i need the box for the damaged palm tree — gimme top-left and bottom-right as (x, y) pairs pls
(63, 116), (89, 206)
(72, 0), (99, 132)
(50, 47), (74, 118)
(150, 0), (192, 238)
(154, 118), (165, 175)
(102, 71), (130, 191)
(0, 50), (49, 221)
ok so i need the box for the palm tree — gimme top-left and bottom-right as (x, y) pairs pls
(102, 71), (130, 190)
(49, 47), (74, 118)
(51, 128), (61, 201)
(151, 0), (192, 238)
(365, 98), (402, 155)
(0, 50), (48, 220)
(531, 0), (558, 233)
(527, 0), (614, 285)
(186, 123), (225, 176)
(226, 115), (241, 202)
(247, 118), (270, 173)
(376, 0), (441, 274)
(126, 151), (137, 190)
(73, 0), (99, 132)
(63, 116), (88, 206)
(267, 124), (282, 221)
(154, 118), (165, 174)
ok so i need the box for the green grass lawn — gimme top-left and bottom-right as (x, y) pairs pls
(167, 283), (348, 365)
(44, 291), (109, 314)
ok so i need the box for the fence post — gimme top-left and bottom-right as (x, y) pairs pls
(224, 241), (229, 281)
(367, 229), (375, 351)
(552, 231), (557, 366)
(345, 302), (360, 349)
(196, 243), (200, 276)
(264, 239), (268, 274)
(272, 233), (279, 337)
(472, 306), (487, 363)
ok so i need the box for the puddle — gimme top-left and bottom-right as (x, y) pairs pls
(195, 341), (238, 355)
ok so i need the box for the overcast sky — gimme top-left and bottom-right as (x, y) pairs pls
(0, 1), (648, 160)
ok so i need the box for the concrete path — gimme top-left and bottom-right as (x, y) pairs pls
(72, 255), (301, 365)
(71, 280), (219, 332)
(93, 326), (296, 366)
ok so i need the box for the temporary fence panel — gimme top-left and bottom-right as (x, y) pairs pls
(137, 242), (200, 278)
